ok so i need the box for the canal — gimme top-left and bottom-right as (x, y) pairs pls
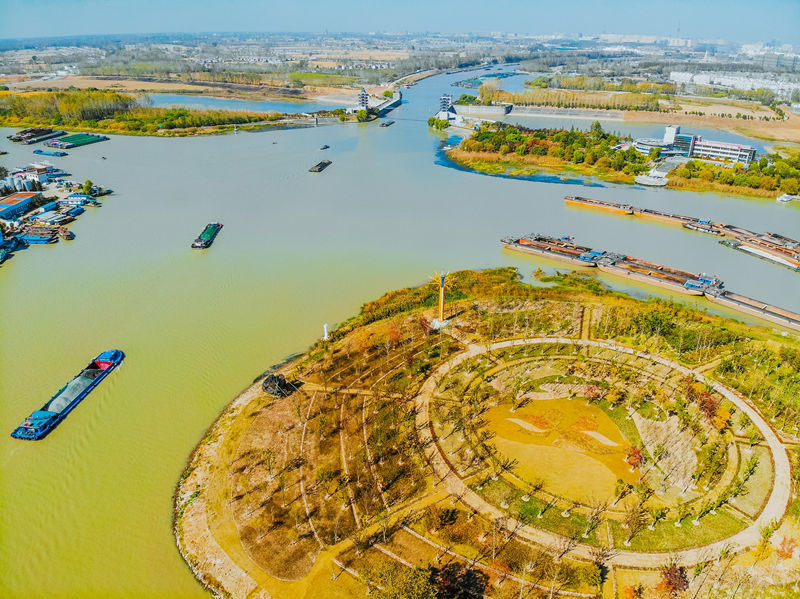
(0, 68), (798, 597)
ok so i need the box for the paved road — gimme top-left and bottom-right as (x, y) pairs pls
(414, 336), (792, 568)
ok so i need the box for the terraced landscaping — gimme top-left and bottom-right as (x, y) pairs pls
(175, 268), (797, 598)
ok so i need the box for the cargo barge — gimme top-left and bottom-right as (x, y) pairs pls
(502, 234), (722, 296)
(45, 132), (109, 149)
(683, 222), (723, 236)
(309, 160), (332, 173)
(720, 239), (800, 271)
(8, 128), (66, 145)
(33, 149), (68, 157)
(565, 196), (634, 214)
(596, 254), (719, 296)
(705, 290), (800, 332)
(502, 233), (800, 332)
(502, 234), (599, 266)
(192, 222), (223, 249)
(11, 349), (125, 440)
(565, 195), (800, 272)
(19, 226), (58, 244)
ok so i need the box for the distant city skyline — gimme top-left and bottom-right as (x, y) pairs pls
(1, 0), (798, 45)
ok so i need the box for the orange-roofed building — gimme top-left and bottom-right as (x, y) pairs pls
(0, 192), (41, 220)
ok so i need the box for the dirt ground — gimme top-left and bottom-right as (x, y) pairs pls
(12, 75), (221, 93)
(671, 96), (776, 119)
(10, 75), (355, 103)
(624, 109), (800, 144)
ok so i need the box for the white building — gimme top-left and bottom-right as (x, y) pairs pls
(691, 139), (756, 163)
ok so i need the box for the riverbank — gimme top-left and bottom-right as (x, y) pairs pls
(174, 267), (800, 599)
(446, 147), (786, 199)
(4, 67), (800, 599)
(446, 147), (635, 184)
(665, 176), (782, 199)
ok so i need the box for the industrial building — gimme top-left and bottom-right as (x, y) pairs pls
(633, 125), (756, 164)
(0, 192), (41, 220)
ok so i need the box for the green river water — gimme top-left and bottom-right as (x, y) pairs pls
(1, 69), (799, 597)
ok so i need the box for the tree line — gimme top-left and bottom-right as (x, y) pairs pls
(459, 121), (651, 175)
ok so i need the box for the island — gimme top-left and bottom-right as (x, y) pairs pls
(174, 268), (800, 599)
(445, 122), (800, 199)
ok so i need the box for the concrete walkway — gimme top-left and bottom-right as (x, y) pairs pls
(413, 336), (792, 568)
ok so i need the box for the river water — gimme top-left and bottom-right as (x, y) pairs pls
(1, 68), (798, 598)
(145, 93), (347, 114)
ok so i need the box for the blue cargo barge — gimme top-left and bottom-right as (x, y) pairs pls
(11, 349), (125, 440)
(33, 149), (68, 157)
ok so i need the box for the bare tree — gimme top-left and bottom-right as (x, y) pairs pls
(583, 497), (608, 539)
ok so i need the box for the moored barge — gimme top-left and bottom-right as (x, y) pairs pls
(595, 254), (719, 296)
(565, 196), (634, 214)
(192, 223), (223, 249)
(565, 195), (800, 272)
(502, 234), (600, 266)
(720, 239), (800, 271)
(19, 226), (58, 244)
(502, 234), (722, 296)
(11, 349), (125, 440)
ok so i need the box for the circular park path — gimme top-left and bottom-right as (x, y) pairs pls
(414, 336), (792, 568)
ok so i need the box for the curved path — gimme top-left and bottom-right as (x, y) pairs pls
(414, 336), (792, 568)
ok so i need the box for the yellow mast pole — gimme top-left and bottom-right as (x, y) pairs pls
(438, 274), (445, 322)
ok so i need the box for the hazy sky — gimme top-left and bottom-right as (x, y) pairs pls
(1, 0), (798, 44)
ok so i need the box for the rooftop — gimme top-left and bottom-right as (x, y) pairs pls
(0, 192), (39, 206)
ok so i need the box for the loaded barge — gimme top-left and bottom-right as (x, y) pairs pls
(192, 222), (223, 249)
(565, 196), (800, 272)
(8, 127), (66, 145)
(502, 234), (598, 266)
(309, 160), (332, 173)
(502, 234), (800, 332)
(502, 234), (720, 296)
(19, 226), (58, 244)
(33, 149), (68, 157)
(11, 349), (124, 440)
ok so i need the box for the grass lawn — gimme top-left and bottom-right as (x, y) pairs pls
(474, 478), (602, 544)
(608, 508), (743, 551)
(597, 400), (645, 448)
(729, 444), (773, 518)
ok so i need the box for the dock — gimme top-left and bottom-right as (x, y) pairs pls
(565, 196), (800, 272)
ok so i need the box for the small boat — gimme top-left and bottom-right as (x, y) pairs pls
(320, 144), (330, 150)
(379, 120), (395, 127)
(58, 227), (75, 240)
(192, 222), (223, 249)
(309, 160), (332, 173)
(0, 150), (8, 156)
(101, 156), (107, 160)
(0, 248), (7, 263)
(11, 349), (125, 440)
